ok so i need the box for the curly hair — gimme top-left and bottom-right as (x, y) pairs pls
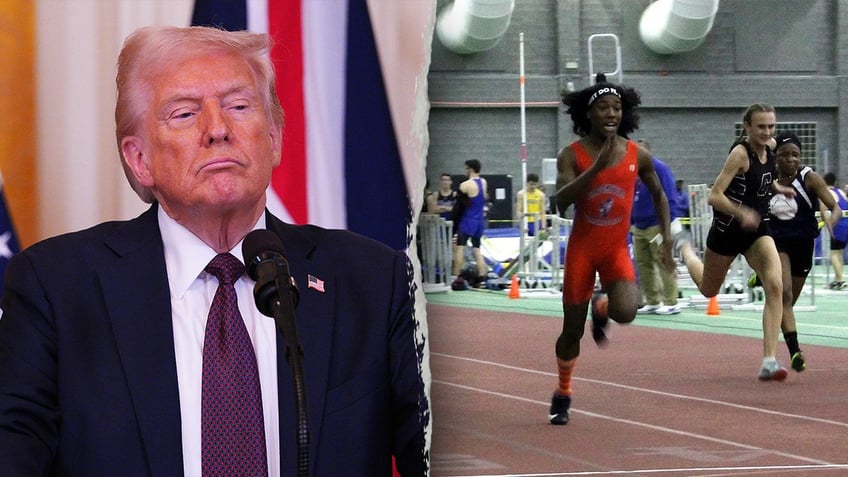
(561, 75), (642, 138)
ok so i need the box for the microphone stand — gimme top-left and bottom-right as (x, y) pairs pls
(270, 261), (310, 477)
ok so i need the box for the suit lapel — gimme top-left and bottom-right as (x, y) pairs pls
(266, 214), (334, 474)
(99, 206), (184, 475)
(92, 207), (337, 475)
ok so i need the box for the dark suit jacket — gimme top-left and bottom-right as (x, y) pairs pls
(0, 205), (429, 476)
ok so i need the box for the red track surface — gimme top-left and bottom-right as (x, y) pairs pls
(428, 303), (848, 476)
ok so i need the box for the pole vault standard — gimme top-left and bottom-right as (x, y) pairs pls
(517, 32), (528, 277)
(514, 32), (554, 290)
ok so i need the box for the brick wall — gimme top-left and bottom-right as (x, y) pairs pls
(427, 0), (847, 220)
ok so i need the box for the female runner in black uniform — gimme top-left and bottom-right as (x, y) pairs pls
(678, 103), (795, 381)
(768, 131), (841, 372)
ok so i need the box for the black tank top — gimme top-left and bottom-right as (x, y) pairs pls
(714, 141), (776, 231)
(436, 191), (456, 220)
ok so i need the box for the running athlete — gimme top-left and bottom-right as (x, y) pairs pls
(769, 131), (841, 372)
(677, 103), (796, 381)
(549, 76), (674, 425)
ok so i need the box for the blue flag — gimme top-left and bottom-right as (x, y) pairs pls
(0, 174), (20, 288)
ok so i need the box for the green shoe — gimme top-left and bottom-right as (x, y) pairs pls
(747, 273), (762, 288)
(790, 352), (806, 372)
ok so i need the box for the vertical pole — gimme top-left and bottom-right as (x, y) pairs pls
(518, 32), (528, 278)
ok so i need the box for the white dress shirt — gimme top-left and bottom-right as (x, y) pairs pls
(158, 208), (280, 477)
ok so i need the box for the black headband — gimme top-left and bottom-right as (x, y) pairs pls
(775, 132), (802, 152)
(587, 85), (621, 107)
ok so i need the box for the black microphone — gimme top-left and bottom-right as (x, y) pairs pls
(242, 229), (310, 477)
(242, 229), (299, 316)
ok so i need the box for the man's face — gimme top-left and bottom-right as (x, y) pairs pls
(440, 175), (452, 189)
(588, 95), (622, 138)
(122, 50), (281, 218)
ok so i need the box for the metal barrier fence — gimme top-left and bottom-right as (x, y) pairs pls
(417, 214), (453, 292)
(417, 212), (572, 292)
(418, 184), (845, 306)
(687, 183), (711, 253)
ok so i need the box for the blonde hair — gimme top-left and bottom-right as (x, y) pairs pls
(115, 26), (284, 202)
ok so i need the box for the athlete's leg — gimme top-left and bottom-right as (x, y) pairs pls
(744, 236), (784, 361)
(680, 244), (735, 297)
(777, 251), (803, 365)
(472, 247), (488, 278)
(555, 302), (590, 361)
(781, 241), (810, 371)
(830, 246), (845, 283)
(550, 299), (589, 424)
(605, 279), (640, 324)
(777, 252), (796, 335)
(452, 234), (467, 276)
(551, 243), (594, 424)
(787, 269), (809, 372)
(594, 243), (640, 324)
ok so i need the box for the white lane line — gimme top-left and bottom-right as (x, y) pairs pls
(435, 380), (835, 467)
(432, 352), (848, 428)
(436, 463), (848, 477)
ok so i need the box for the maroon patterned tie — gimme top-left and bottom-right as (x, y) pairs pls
(202, 253), (268, 477)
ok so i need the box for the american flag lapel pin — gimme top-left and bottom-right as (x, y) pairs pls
(307, 274), (325, 293)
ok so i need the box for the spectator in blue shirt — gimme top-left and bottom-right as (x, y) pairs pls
(632, 140), (681, 314)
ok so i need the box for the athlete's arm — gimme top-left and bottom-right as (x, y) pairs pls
(809, 171), (842, 232)
(554, 139), (609, 214)
(708, 144), (760, 230)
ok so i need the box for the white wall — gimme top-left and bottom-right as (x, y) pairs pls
(36, 0), (193, 239)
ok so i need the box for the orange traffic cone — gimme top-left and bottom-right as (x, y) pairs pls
(508, 274), (520, 299)
(706, 295), (720, 316)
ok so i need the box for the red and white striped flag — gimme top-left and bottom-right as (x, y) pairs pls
(192, 0), (432, 252)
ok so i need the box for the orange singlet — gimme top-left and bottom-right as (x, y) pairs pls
(563, 140), (638, 305)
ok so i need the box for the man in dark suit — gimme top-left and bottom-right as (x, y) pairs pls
(0, 26), (428, 476)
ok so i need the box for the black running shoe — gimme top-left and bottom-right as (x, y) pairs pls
(591, 293), (609, 347)
(790, 352), (806, 372)
(548, 393), (571, 425)
(450, 277), (468, 291)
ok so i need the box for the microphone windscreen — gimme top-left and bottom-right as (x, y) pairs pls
(242, 229), (288, 280)
(243, 229), (286, 258)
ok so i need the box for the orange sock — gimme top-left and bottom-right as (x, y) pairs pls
(556, 357), (577, 396)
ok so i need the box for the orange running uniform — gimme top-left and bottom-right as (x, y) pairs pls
(563, 140), (639, 305)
